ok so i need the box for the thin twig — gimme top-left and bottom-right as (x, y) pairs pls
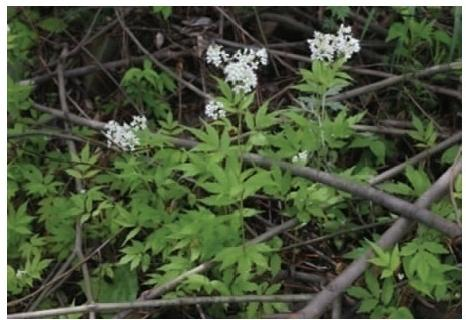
(281, 219), (394, 251)
(253, 7), (280, 77)
(8, 294), (315, 319)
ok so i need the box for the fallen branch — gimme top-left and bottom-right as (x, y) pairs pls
(369, 131), (462, 185)
(293, 160), (462, 318)
(7, 130), (115, 150)
(31, 103), (462, 238)
(20, 47), (187, 86)
(328, 62), (461, 102)
(8, 294), (315, 319)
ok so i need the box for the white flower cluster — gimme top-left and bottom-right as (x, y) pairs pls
(103, 115), (147, 151)
(204, 100), (226, 120)
(307, 24), (360, 62)
(205, 44), (268, 94)
(292, 151), (309, 164)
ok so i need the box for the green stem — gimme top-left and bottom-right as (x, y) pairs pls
(237, 110), (246, 249)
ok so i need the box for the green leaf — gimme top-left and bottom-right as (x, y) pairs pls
(152, 6), (172, 20)
(440, 145), (460, 164)
(270, 254), (281, 276)
(381, 277), (394, 305)
(38, 17), (67, 33)
(347, 286), (372, 299)
(367, 241), (389, 267)
(416, 254), (430, 282)
(405, 165), (431, 195)
(422, 241), (448, 254)
(358, 298), (378, 313)
(250, 132), (268, 146)
(411, 114), (424, 133)
(365, 270), (380, 298)
(239, 92), (255, 111)
(387, 22), (406, 42)
(88, 265), (138, 305)
(380, 182), (413, 196)
(389, 307), (413, 319)
(65, 169), (83, 179)
(390, 245), (400, 273)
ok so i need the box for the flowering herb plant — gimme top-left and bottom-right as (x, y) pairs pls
(7, 7), (461, 319)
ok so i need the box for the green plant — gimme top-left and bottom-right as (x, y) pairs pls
(347, 269), (413, 318)
(7, 7), (462, 319)
(367, 241), (401, 279)
(152, 6), (172, 20)
(121, 59), (176, 118)
(408, 114), (438, 148)
(386, 7), (459, 66)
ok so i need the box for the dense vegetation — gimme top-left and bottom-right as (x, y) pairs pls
(7, 6), (462, 319)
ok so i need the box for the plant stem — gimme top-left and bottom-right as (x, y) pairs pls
(237, 109), (246, 249)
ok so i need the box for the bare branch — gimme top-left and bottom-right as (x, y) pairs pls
(328, 62), (461, 102)
(8, 294), (315, 319)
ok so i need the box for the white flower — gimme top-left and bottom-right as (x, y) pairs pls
(224, 61), (258, 94)
(130, 115), (147, 131)
(103, 115), (147, 151)
(292, 151), (309, 164)
(307, 32), (336, 62)
(206, 44), (229, 68)
(205, 44), (268, 94)
(204, 100), (226, 120)
(255, 48), (268, 66)
(397, 272), (405, 281)
(334, 24), (360, 60)
(307, 25), (360, 62)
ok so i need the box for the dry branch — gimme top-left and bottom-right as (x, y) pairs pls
(8, 294), (315, 319)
